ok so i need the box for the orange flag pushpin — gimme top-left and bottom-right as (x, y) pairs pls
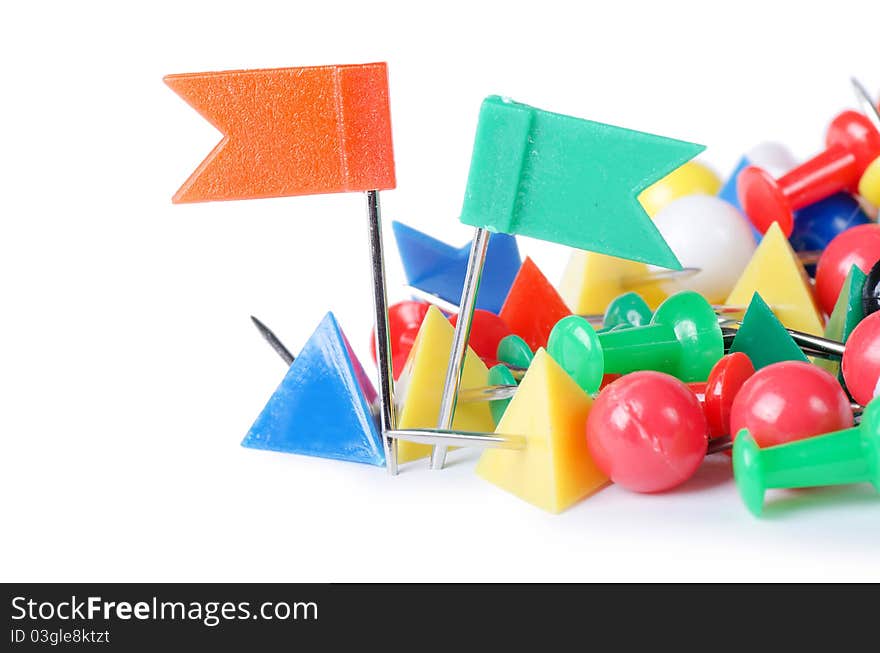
(166, 62), (400, 473)
(165, 63), (396, 202)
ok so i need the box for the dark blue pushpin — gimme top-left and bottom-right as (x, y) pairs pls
(790, 193), (871, 276)
(392, 220), (520, 314)
(243, 312), (385, 466)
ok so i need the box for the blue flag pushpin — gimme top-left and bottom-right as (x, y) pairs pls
(392, 221), (520, 314)
(243, 313), (385, 466)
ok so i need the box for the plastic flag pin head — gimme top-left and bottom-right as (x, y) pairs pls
(243, 313), (385, 466)
(164, 63), (396, 203)
(458, 95), (705, 269)
(166, 61), (400, 474)
(392, 221), (521, 314)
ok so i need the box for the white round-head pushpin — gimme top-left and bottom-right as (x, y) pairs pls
(745, 141), (798, 177)
(648, 195), (757, 303)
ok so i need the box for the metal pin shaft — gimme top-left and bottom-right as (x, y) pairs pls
(389, 428), (525, 450)
(431, 227), (491, 470)
(366, 190), (398, 474)
(852, 77), (880, 132)
(251, 316), (295, 366)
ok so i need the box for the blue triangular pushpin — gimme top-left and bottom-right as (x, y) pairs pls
(392, 220), (520, 314)
(242, 312), (385, 466)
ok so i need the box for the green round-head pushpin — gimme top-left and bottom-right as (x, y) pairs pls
(487, 364), (518, 424)
(496, 334), (534, 369)
(733, 397), (880, 517)
(547, 316), (605, 394)
(597, 290), (724, 381)
(599, 292), (652, 332)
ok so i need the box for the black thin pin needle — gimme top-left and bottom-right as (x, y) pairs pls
(250, 315), (294, 366)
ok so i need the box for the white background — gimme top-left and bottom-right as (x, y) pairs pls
(2, 0), (879, 582)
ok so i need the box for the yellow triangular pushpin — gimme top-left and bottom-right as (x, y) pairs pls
(395, 305), (495, 464)
(475, 348), (609, 513)
(725, 222), (824, 335)
(559, 250), (668, 315)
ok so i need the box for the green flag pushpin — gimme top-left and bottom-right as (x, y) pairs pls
(460, 96), (702, 266)
(733, 398), (880, 517)
(431, 96), (705, 469)
(729, 293), (808, 369)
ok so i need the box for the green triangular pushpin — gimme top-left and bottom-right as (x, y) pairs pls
(729, 293), (808, 369)
(816, 265), (866, 378)
(459, 96), (705, 269)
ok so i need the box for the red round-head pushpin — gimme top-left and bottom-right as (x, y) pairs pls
(738, 110), (880, 236)
(369, 300), (431, 379)
(842, 310), (880, 405)
(729, 361), (853, 449)
(586, 371), (709, 493)
(693, 352), (756, 439)
(814, 223), (880, 316)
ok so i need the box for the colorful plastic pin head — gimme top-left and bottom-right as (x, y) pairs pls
(789, 194), (871, 275)
(718, 142), (797, 215)
(860, 156), (880, 207)
(547, 316), (605, 394)
(392, 221), (520, 314)
(598, 290), (724, 382)
(737, 110), (880, 236)
(817, 265), (866, 379)
(815, 224), (880, 316)
(370, 300), (430, 379)
(586, 371), (709, 493)
(487, 364), (517, 424)
(499, 257), (571, 351)
(841, 310), (880, 406)
(702, 353), (755, 439)
(600, 292), (652, 332)
(725, 222), (824, 335)
(649, 195), (756, 303)
(559, 250), (668, 315)
(496, 334), (534, 369)
(730, 361), (853, 449)
(733, 397), (880, 517)
(728, 293), (808, 369)
(459, 95), (704, 268)
(394, 306), (495, 463)
(165, 63), (395, 202)
(476, 349), (608, 513)
(449, 309), (512, 365)
(637, 160), (721, 217)
(243, 313), (384, 466)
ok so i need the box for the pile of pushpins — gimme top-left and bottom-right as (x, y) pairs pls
(164, 62), (880, 517)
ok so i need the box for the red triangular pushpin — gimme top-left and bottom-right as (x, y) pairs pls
(499, 257), (571, 351)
